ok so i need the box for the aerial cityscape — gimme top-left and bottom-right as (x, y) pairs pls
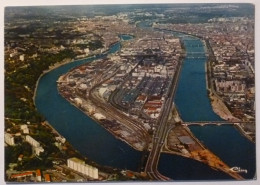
(4, 3), (256, 182)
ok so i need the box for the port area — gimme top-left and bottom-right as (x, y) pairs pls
(57, 33), (183, 152)
(163, 108), (244, 180)
(58, 76), (245, 181)
(57, 33), (244, 180)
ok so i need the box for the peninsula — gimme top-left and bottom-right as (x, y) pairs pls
(4, 4), (255, 182)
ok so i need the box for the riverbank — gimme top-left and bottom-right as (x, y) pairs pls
(162, 106), (243, 180)
(33, 58), (74, 104)
(41, 119), (147, 180)
(208, 92), (240, 122)
(204, 51), (255, 142)
(157, 27), (235, 121)
(34, 45), (142, 154)
(33, 26), (255, 180)
(189, 149), (244, 180)
(157, 26), (240, 123)
(163, 123), (244, 180)
(32, 42), (119, 104)
(185, 126), (244, 180)
(203, 39), (240, 122)
(234, 123), (255, 143)
(57, 91), (144, 152)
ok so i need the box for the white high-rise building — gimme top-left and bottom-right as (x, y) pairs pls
(67, 157), (99, 179)
(34, 146), (44, 156)
(25, 135), (40, 148)
(5, 133), (15, 146)
(19, 54), (25, 61)
(25, 135), (44, 156)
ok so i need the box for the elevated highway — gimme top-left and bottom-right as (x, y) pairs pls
(144, 59), (183, 180)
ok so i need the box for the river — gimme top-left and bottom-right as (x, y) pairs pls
(157, 32), (256, 180)
(35, 35), (142, 171)
(35, 30), (255, 180)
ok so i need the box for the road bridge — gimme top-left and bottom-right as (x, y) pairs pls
(185, 52), (208, 60)
(185, 56), (207, 59)
(185, 44), (204, 47)
(182, 121), (253, 126)
(177, 35), (200, 40)
(183, 122), (236, 126)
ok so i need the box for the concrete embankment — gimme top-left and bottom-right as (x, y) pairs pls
(209, 93), (239, 122)
(234, 123), (255, 143)
(204, 40), (240, 122)
(33, 58), (73, 104)
(56, 87), (145, 152)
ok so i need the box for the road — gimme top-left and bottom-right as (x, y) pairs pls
(145, 98), (172, 180)
(145, 60), (183, 180)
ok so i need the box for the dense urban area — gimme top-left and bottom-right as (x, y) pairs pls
(4, 4), (255, 182)
(154, 16), (255, 140)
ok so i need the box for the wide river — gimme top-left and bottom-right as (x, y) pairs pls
(158, 32), (256, 180)
(35, 32), (255, 180)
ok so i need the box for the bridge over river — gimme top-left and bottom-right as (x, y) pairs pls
(185, 51), (209, 59)
(182, 121), (253, 126)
